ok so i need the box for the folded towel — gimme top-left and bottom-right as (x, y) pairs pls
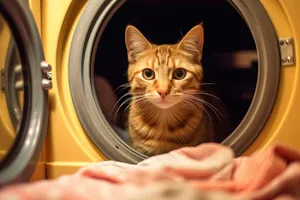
(0, 143), (299, 200)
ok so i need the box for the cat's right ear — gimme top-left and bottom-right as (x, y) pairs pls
(125, 25), (152, 63)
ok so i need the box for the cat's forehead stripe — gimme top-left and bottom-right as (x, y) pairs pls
(166, 46), (171, 67)
(156, 45), (171, 67)
(155, 47), (160, 66)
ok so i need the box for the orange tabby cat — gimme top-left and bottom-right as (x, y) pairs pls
(125, 24), (214, 156)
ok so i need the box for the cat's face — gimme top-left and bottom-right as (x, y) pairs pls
(125, 24), (204, 109)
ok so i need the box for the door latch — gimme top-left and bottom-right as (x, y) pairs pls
(279, 37), (295, 66)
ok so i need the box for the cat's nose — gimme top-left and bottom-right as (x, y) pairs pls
(157, 90), (169, 98)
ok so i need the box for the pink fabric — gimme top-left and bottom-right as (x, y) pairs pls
(0, 143), (300, 200)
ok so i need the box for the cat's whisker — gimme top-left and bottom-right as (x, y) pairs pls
(183, 98), (213, 126)
(184, 94), (223, 123)
(185, 94), (219, 112)
(113, 97), (133, 126)
(122, 97), (148, 115)
(115, 87), (131, 95)
(110, 91), (145, 116)
(185, 90), (222, 102)
(113, 95), (146, 126)
(200, 100), (223, 123)
(199, 98), (224, 120)
(110, 92), (132, 116)
(113, 83), (131, 93)
(187, 95), (222, 118)
(191, 101), (213, 126)
(183, 96), (219, 123)
(200, 92), (222, 102)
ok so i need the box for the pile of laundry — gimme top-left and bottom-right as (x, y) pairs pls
(0, 143), (300, 200)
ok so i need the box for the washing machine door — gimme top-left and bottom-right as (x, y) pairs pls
(0, 0), (51, 186)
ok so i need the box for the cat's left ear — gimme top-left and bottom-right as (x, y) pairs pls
(177, 23), (204, 62)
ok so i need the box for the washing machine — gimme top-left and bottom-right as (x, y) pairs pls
(0, 0), (300, 186)
(44, 0), (300, 179)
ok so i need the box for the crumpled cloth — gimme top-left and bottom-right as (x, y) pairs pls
(0, 143), (300, 200)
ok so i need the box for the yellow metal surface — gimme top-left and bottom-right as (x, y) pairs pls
(28, 0), (46, 181)
(42, 0), (300, 179)
(243, 0), (300, 154)
(28, 0), (41, 33)
(42, 0), (106, 179)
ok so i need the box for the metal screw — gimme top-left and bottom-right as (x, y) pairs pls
(279, 40), (285, 46)
(282, 57), (287, 63)
(40, 61), (52, 73)
(285, 39), (292, 45)
(287, 56), (294, 63)
(42, 79), (52, 90)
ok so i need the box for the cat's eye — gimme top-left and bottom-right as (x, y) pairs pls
(173, 68), (186, 80)
(142, 68), (155, 80)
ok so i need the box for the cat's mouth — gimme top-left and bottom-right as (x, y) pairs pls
(150, 95), (181, 109)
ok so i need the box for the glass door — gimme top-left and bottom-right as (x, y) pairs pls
(0, 0), (51, 186)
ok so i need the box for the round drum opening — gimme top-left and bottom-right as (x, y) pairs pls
(69, 0), (280, 162)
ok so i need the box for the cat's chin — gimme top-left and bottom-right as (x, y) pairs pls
(147, 95), (181, 109)
(152, 101), (179, 109)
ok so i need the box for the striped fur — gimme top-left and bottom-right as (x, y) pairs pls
(125, 24), (213, 156)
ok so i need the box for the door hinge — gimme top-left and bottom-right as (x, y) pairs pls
(40, 61), (52, 90)
(279, 37), (295, 66)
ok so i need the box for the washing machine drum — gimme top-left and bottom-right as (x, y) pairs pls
(0, 0), (51, 186)
(68, 0), (289, 163)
